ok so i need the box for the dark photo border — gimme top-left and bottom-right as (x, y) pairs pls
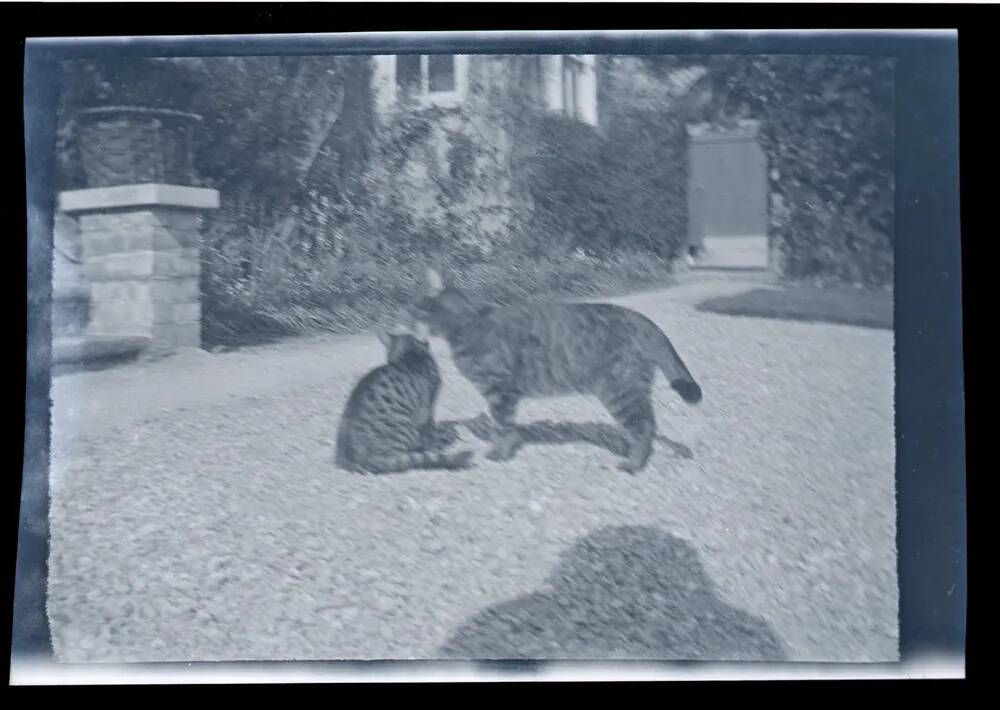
(12, 4), (968, 683)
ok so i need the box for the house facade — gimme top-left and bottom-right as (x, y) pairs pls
(364, 54), (603, 257)
(49, 54), (776, 363)
(372, 54), (600, 123)
(364, 53), (770, 269)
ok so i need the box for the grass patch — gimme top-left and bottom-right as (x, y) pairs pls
(696, 285), (893, 330)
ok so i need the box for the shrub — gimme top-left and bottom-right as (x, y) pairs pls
(505, 56), (693, 264)
(57, 55), (684, 347)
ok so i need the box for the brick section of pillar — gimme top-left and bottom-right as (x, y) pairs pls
(80, 208), (202, 347)
(59, 184), (220, 352)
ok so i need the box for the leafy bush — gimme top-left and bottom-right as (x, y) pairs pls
(199, 166), (677, 346)
(56, 57), (203, 191)
(516, 109), (688, 261)
(56, 54), (684, 347)
(216, 246), (676, 343)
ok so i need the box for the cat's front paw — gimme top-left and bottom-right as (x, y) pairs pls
(485, 432), (521, 461)
(463, 413), (495, 441)
(617, 459), (644, 474)
(485, 446), (515, 462)
(450, 450), (475, 469)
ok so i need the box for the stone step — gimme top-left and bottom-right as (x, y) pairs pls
(674, 266), (777, 285)
(694, 235), (770, 269)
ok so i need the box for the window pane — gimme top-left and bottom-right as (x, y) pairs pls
(522, 56), (543, 104)
(396, 55), (421, 94)
(573, 65), (584, 120)
(428, 55), (456, 93)
(562, 62), (574, 116)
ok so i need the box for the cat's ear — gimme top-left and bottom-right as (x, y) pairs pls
(425, 266), (446, 297)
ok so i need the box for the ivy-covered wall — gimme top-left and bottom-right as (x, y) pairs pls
(369, 55), (699, 266)
(514, 56), (699, 262)
(368, 55), (521, 263)
(52, 54), (713, 343)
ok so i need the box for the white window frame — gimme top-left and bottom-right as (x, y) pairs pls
(561, 55), (585, 120)
(541, 55), (598, 127)
(382, 54), (469, 109)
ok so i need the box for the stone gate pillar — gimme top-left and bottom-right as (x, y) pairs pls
(57, 183), (219, 353)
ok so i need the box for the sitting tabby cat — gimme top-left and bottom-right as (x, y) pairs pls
(335, 325), (474, 474)
(409, 268), (702, 473)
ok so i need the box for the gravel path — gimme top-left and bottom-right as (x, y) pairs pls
(47, 279), (897, 662)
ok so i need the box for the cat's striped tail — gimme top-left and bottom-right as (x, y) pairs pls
(363, 449), (475, 474)
(641, 316), (703, 404)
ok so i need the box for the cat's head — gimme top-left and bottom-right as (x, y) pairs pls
(408, 267), (477, 336)
(378, 330), (431, 363)
(378, 313), (432, 363)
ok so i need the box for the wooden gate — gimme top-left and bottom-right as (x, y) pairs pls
(687, 121), (769, 269)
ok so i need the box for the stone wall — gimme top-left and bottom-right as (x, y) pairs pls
(370, 55), (522, 255)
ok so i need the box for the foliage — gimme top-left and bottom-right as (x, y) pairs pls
(188, 56), (377, 329)
(212, 244), (677, 346)
(515, 109), (689, 261)
(56, 57), (203, 191)
(55, 54), (688, 345)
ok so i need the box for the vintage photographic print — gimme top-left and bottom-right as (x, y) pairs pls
(15, 28), (964, 682)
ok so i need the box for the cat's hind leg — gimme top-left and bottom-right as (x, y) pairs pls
(599, 368), (656, 473)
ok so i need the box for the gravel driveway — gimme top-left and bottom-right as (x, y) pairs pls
(47, 279), (897, 662)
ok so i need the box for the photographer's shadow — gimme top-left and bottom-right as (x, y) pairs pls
(450, 414), (694, 461)
(440, 525), (786, 661)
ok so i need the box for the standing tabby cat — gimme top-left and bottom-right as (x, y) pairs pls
(409, 268), (702, 473)
(335, 326), (474, 474)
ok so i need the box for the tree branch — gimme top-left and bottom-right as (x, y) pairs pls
(298, 85), (346, 181)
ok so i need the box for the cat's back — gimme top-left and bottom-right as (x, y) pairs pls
(490, 300), (639, 349)
(335, 364), (390, 466)
(463, 300), (642, 394)
(341, 364), (389, 419)
(336, 353), (435, 462)
(342, 352), (437, 421)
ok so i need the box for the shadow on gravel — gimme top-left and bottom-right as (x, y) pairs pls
(452, 416), (694, 461)
(440, 525), (786, 662)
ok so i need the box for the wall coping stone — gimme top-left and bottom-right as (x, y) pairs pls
(59, 184), (220, 214)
